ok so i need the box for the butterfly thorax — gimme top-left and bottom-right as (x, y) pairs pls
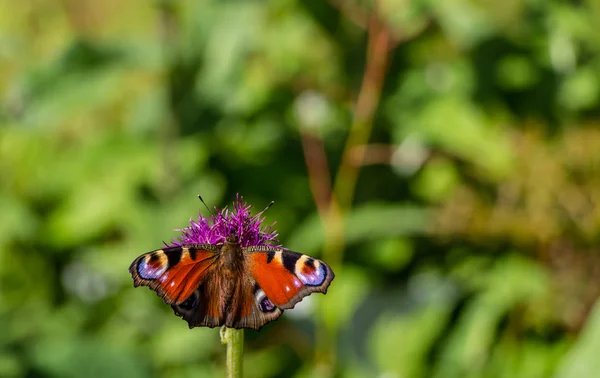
(219, 238), (245, 273)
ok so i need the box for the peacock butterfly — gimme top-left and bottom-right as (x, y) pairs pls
(129, 196), (334, 330)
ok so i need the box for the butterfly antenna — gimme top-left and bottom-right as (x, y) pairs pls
(197, 195), (215, 216)
(253, 200), (275, 219)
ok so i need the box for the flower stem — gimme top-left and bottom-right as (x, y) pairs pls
(220, 326), (244, 378)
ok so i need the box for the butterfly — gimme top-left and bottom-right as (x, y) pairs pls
(129, 233), (334, 330)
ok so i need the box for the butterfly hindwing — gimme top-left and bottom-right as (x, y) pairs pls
(245, 247), (334, 310)
(171, 280), (222, 328)
(171, 272), (283, 330)
(129, 245), (219, 305)
(227, 281), (283, 330)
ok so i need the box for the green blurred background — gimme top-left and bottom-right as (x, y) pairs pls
(3, 0), (600, 377)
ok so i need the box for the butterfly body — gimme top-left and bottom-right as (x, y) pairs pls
(130, 234), (334, 330)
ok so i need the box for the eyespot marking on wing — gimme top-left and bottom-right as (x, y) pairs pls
(137, 251), (168, 280)
(179, 290), (199, 310)
(295, 255), (327, 286)
(254, 287), (277, 313)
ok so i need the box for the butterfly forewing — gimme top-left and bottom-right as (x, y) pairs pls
(245, 247), (335, 310)
(129, 245), (219, 304)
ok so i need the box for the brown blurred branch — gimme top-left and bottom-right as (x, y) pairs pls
(347, 143), (395, 166)
(307, 6), (394, 374)
(327, 0), (428, 48)
(300, 133), (333, 219)
(334, 14), (392, 211)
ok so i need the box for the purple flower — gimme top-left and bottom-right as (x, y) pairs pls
(168, 195), (279, 248)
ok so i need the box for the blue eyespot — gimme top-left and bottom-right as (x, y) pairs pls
(260, 297), (275, 312)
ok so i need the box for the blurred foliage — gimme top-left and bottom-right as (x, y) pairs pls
(2, 0), (600, 377)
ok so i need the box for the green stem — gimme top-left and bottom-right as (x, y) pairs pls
(220, 326), (244, 378)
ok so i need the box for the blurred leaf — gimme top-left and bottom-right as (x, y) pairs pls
(24, 64), (129, 128)
(287, 204), (429, 255)
(243, 347), (286, 378)
(0, 352), (22, 378)
(30, 336), (151, 378)
(322, 265), (371, 331)
(487, 338), (567, 378)
(371, 302), (452, 378)
(369, 238), (414, 272)
(411, 97), (515, 180)
(555, 300), (600, 378)
(496, 55), (540, 90)
(432, 0), (496, 47)
(434, 254), (550, 378)
(412, 157), (460, 202)
(195, 2), (263, 112)
(215, 117), (284, 164)
(150, 325), (217, 366)
(0, 194), (37, 246)
(380, 0), (430, 41)
(558, 67), (599, 110)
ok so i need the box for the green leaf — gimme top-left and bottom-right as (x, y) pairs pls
(555, 300), (600, 378)
(286, 204), (430, 256)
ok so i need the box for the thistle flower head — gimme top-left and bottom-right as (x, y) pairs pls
(168, 195), (279, 248)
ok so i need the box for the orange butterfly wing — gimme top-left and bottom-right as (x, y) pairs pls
(129, 245), (218, 305)
(245, 247), (334, 310)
